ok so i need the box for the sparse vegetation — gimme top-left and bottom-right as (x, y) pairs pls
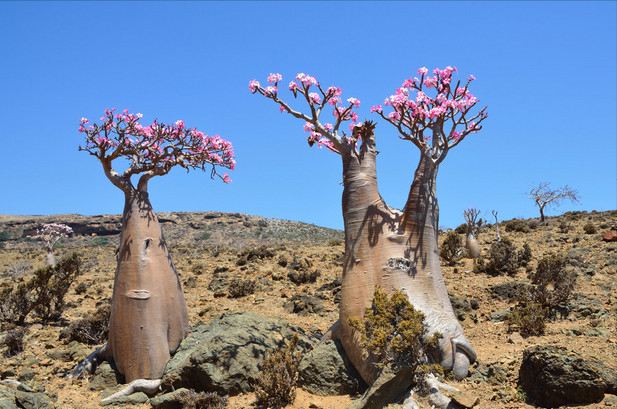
(175, 389), (228, 409)
(0, 253), (81, 324)
(473, 237), (520, 276)
(254, 334), (301, 409)
(287, 269), (320, 285)
(348, 288), (439, 376)
(439, 231), (464, 265)
(583, 222), (597, 234)
(508, 303), (547, 336)
(227, 278), (256, 298)
(62, 303), (110, 345)
(527, 254), (576, 310)
(2, 326), (27, 356)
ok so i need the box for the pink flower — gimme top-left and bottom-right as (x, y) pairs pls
(309, 92), (321, 104)
(264, 86), (278, 97)
(249, 79), (260, 93)
(279, 106), (286, 113)
(370, 105), (383, 113)
(451, 131), (461, 141)
(222, 173), (232, 184)
(175, 120), (185, 129)
(267, 73), (282, 84)
(417, 67), (428, 76)
(402, 78), (417, 88)
(423, 76), (437, 89)
(324, 123), (333, 131)
(303, 122), (314, 132)
(327, 86), (342, 97)
(347, 97), (360, 108)
(388, 112), (401, 121)
(80, 117), (89, 123)
(296, 73), (318, 87)
(288, 81), (299, 91)
(467, 75), (476, 81)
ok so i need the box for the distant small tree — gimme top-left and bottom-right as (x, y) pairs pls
(38, 223), (73, 266)
(528, 182), (580, 223)
(463, 208), (481, 258)
(491, 210), (501, 241)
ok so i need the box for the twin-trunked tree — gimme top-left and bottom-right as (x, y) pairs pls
(71, 109), (235, 382)
(250, 67), (487, 384)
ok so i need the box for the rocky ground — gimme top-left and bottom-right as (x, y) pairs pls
(0, 210), (616, 409)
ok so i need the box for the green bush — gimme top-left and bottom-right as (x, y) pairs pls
(517, 243), (533, 267)
(473, 238), (519, 276)
(0, 230), (10, 241)
(0, 253), (81, 324)
(528, 254), (575, 309)
(254, 334), (301, 409)
(504, 219), (530, 233)
(439, 231), (463, 265)
(508, 303), (547, 336)
(91, 237), (109, 247)
(175, 389), (228, 409)
(348, 288), (439, 376)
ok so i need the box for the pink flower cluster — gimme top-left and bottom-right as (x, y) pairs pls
(378, 66), (487, 143)
(38, 223), (73, 250)
(79, 109), (235, 183)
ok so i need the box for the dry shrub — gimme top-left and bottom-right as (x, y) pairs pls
(439, 231), (463, 265)
(583, 222), (597, 234)
(62, 303), (110, 344)
(236, 245), (275, 266)
(508, 303), (547, 336)
(504, 219), (530, 233)
(528, 254), (575, 309)
(175, 389), (228, 409)
(254, 334), (301, 409)
(2, 327), (27, 356)
(227, 278), (256, 298)
(0, 253), (81, 324)
(473, 238), (519, 276)
(517, 243), (533, 267)
(287, 269), (320, 285)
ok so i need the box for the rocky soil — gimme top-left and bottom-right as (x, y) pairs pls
(0, 210), (616, 409)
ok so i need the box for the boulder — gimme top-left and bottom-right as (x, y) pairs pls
(162, 311), (316, 395)
(602, 230), (617, 242)
(298, 339), (366, 396)
(346, 366), (414, 409)
(519, 345), (617, 407)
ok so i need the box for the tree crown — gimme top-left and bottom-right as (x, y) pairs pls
(249, 67), (487, 164)
(79, 108), (235, 192)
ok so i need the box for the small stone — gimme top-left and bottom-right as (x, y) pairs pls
(450, 390), (480, 408)
(508, 332), (524, 344)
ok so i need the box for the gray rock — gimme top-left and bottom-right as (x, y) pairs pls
(14, 390), (54, 409)
(162, 311), (316, 395)
(469, 363), (507, 385)
(88, 362), (123, 391)
(449, 295), (471, 321)
(346, 366), (414, 409)
(298, 340), (366, 396)
(283, 294), (324, 315)
(149, 388), (189, 409)
(0, 384), (18, 409)
(518, 345), (617, 407)
(489, 309), (511, 322)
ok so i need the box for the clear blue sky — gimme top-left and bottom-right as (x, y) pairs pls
(1, 1), (615, 230)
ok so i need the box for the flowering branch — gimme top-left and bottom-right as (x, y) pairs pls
(79, 109), (236, 192)
(38, 223), (73, 252)
(249, 73), (362, 155)
(373, 66), (488, 165)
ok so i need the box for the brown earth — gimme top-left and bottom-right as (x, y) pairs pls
(0, 210), (616, 409)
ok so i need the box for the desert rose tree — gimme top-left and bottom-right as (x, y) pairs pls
(72, 109), (235, 382)
(38, 223), (73, 266)
(250, 68), (487, 384)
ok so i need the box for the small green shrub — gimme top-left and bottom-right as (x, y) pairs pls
(227, 278), (256, 298)
(348, 288), (439, 376)
(254, 334), (301, 409)
(473, 238), (519, 276)
(508, 303), (547, 336)
(0, 253), (81, 324)
(528, 254), (576, 309)
(504, 219), (530, 233)
(91, 237), (109, 247)
(2, 327), (27, 356)
(175, 389), (228, 409)
(439, 231), (463, 265)
(517, 243), (533, 267)
(326, 238), (344, 246)
(0, 231), (10, 241)
(287, 269), (320, 285)
(200, 232), (212, 240)
(583, 222), (597, 234)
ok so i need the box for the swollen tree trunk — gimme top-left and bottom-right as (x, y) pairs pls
(337, 130), (476, 384)
(45, 249), (56, 267)
(105, 188), (189, 382)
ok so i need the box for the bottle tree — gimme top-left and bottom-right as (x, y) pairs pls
(250, 68), (487, 384)
(75, 109), (235, 382)
(38, 223), (73, 266)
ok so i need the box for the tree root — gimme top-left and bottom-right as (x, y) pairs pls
(100, 378), (162, 404)
(66, 344), (108, 379)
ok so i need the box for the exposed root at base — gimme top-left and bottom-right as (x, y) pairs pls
(100, 378), (162, 404)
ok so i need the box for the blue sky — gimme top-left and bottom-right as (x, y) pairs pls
(0, 1), (615, 230)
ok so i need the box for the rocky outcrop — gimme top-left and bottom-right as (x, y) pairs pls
(161, 312), (316, 395)
(298, 339), (366, 396)
(519, 345), (617, 407)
